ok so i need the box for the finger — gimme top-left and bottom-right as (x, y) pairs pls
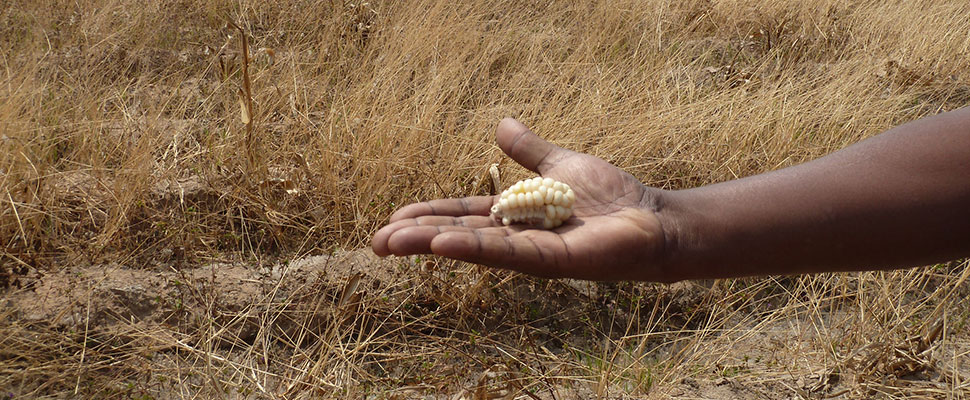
(372, 215), (497, 256)
(389, 196), (495, 222)
(430, 231), (561, 278)
(495, 118), (570, 174)
(386, 225), (511, 256)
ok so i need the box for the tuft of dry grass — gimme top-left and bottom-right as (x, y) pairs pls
(1, 0), (969, 398)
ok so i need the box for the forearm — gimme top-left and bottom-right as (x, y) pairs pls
(658, 107), (970, 281)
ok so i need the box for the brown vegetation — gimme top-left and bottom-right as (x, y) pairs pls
(1, 0), (969, 398)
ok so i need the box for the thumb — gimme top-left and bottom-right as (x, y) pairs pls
(495, 118), (570, 174)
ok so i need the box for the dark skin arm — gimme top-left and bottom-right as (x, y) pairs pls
(663, 106), (970, 280)
(372, 108), (970, 282)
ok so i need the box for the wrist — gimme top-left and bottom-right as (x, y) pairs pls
(640, 187), (697, 283)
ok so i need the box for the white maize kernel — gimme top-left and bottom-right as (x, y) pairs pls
(489, 177), (575, 229)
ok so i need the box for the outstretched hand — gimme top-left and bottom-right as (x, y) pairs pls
(372, 118), (671, 281)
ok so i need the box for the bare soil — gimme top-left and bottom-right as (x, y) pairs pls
(5, 252), (967, 398)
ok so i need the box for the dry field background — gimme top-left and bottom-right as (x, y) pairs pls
(2, 0), (970, 398)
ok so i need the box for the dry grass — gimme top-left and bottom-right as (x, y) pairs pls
(1, 0), (969, 398)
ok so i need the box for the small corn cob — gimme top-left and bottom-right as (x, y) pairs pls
(490, 177), (575, 229)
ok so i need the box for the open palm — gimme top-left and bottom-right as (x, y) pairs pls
(372, 118), (669, 281)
